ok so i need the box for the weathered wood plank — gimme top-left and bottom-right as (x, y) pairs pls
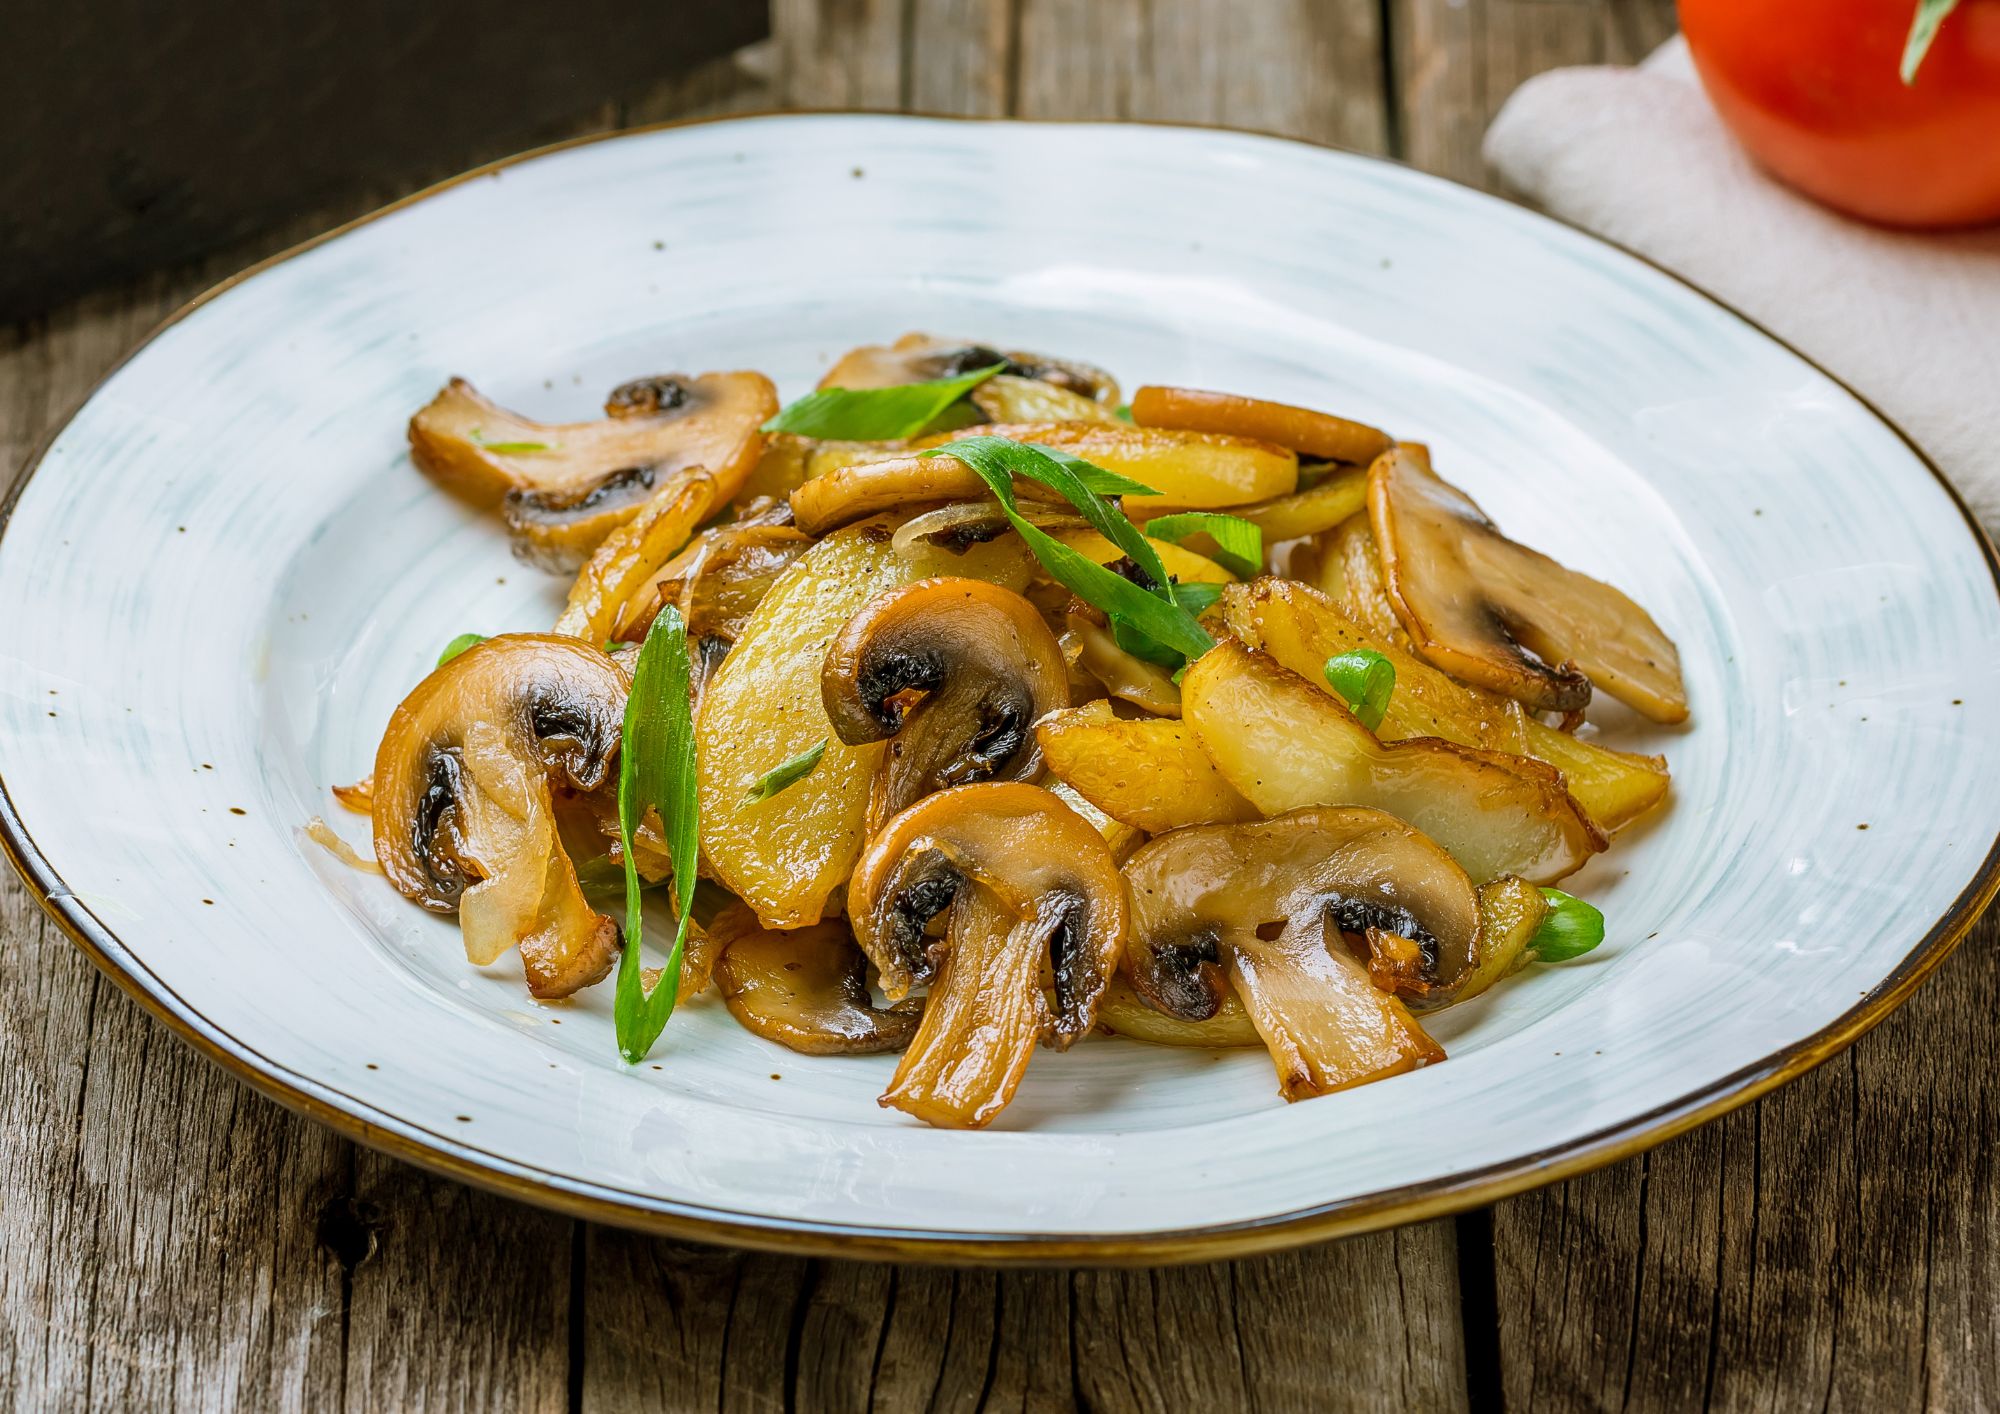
(1491, 911), (2000, 1413)
(1390, 0), (1678, 189)
(1015, 0), (1391, 153)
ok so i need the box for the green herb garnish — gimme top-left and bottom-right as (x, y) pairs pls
(1113, 404), (1134, 422)
(1902, 0), (1960, 84)
(1143, 511), (1264, 580)
(924, 436), (1214, 666)
(436, 632), (487, 667)
(613, 605), (700, 1063)
(762, 363), (1006, 440)
(746, 739), (827, 802)
(1529, 889), (1605, 962)
(1323, 649), (1395, 731)
(480, 441), (552, 454)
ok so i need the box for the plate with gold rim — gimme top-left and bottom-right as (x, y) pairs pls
(3, 114), (1997, 1261)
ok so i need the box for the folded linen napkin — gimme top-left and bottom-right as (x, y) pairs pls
(1484, 39), (2000, 530)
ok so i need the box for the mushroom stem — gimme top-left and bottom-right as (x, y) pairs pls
(849, 783), (1128, 1129)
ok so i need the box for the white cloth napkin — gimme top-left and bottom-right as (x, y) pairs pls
(1485, 38), (2000, 530)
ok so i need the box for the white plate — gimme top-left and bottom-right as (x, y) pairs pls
(5, 115), (1997, 1262)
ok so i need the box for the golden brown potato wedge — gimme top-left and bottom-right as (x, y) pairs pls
(1221, 578), (1670, 831)
(696, 517), (1031, 927)
(1048, 528), (1238, 585)
(922, 421), (1298, 510)
(1181, 641), (1604, 883)
(1448, 876), (1551, 1007)
(1177, 465), (1367, 545)
(1035, 700), (1254, 833)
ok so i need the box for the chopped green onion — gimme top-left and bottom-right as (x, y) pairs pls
(436, 632), (486, 667)
(1169, 581), (1226, 617)
(1143, 511), (1264, 580)
(762, 363), (1005, 440)
(613, 605), (701, 1063)
(478, 441), (552, 454)
(924, 436), (1214, 667)
(745, 739), (827, 802)
(1113, 404), (1134, 422)
(1529, 889), (1605, 963)
(1323, 649), (1395, 731)
(1901, 0), (1960, 84)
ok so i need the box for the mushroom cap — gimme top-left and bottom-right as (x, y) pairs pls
(372, 634), (626, 907)
(847, 783), (1130, 1127)
(848, 782), (1127, 1043)
(822, 577), (1069, 827)
(819, 332), (1120, 405)
(1121, 807), (1481, 1020)
(1370, 447), (1688, 723)
(406, 370), (776, 572)
(370, 634), (628, 999)
(710, 906), (921, 1056)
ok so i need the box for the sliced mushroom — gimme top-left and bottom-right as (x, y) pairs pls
(848, 783), (1128, 1128)
(824, 578), (1069, 832)
(970, 374), (1122, 425)
(709, 906), (921, 1055)
(407, 371), (777, 571)
(615, 498), (812, 656)
(1122, 808), (1470, 1098)
(888, 500), (1089, 557)
(1129, 385), (1392, 465)
(554, 470), (718, 643)
(1370, 447), (1688, 722)
(821, 333), (1120, 405)
(1182, 640), (1604, 884)
(371, 635), (626, 999)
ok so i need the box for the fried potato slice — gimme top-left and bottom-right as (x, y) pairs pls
(695, 517), (1030, 927)
(1221, 578), (1669, 831)
(1034, 700), (1254, 834)
(1181, 641), (1604, 883)
(921, 421), (1298, 509)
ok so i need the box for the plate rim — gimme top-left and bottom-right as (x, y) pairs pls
(5, 110), (1997, 1266)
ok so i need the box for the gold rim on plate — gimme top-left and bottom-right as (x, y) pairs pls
(4, 111), (1997, 1265)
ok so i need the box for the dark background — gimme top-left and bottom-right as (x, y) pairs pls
(3, 1), (769, 320)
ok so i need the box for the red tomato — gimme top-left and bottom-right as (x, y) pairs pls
(1679, 0), (2000, 228)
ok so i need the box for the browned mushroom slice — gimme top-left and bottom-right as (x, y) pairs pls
(821, 332), (1121, 406)
(407, 371), (777, 572)
(371, 635), (626, 999)
(1129, 385), (1393, 465)
(709, 906), (921, 1055)
(849, 783), (1128, 1128)
(824, 578), (1069, 832)
(1122, 808), (1472, 1098)
(1183, 640), (1604, 884)
(1370, 447), (1688, 723)
(614, 498), (812, 651)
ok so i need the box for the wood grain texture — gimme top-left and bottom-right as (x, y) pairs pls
(1490, 911), (2000, 1414)
(1391, 0), (1678, 188)
(5, 4), (1999, 1413)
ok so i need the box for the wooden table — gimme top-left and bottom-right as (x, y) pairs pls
(5, 3), (1994, 1409)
